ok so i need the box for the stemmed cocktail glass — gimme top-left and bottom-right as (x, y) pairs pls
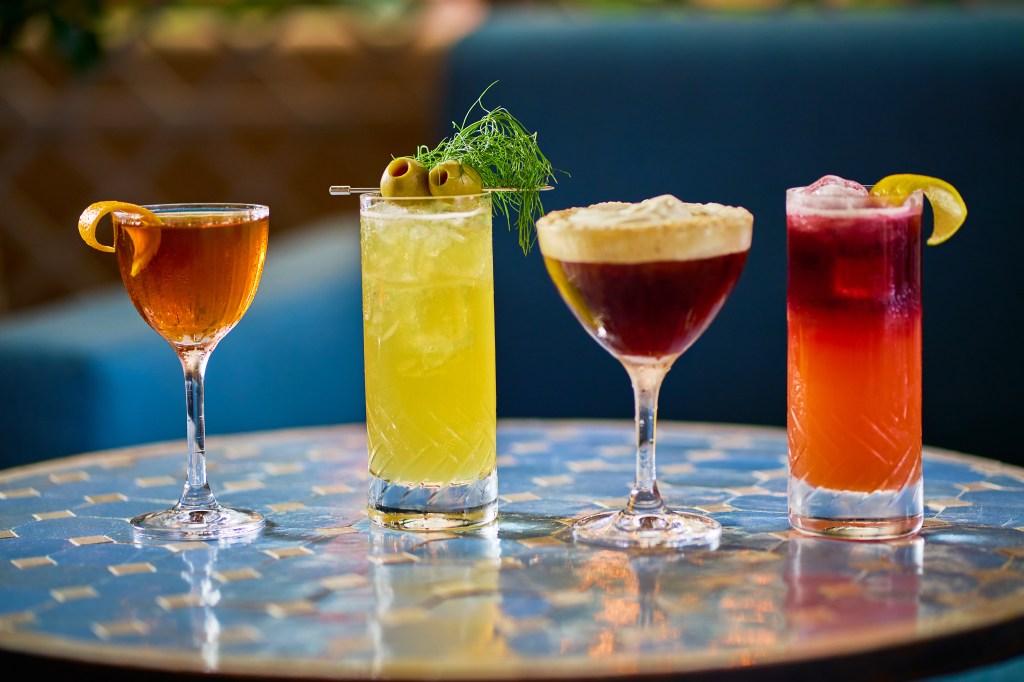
(107, 203), (269, 540)
(535, 195), (752, 549)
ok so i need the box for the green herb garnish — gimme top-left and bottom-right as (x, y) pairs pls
(414, 83), (561, 254)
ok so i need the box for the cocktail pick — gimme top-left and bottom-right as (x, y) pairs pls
(328, 186), (378, 196)
(329, 185), (553, 196)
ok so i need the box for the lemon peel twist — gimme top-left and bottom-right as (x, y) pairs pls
(869, 174), (967, 246)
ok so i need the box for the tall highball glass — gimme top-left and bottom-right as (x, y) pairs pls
(360, 193), (498, 531)
(787, 182), (924, 539)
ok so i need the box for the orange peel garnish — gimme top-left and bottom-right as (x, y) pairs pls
(78, 201), (162, 276)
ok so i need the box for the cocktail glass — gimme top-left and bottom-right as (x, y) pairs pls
(360, 192), (497, 530)
(114, 203), (270, 540)
(535, 195), (753, 549)
(787, 177), (924, 539)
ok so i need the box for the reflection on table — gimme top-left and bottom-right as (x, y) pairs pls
(0, 421), (1022, 681)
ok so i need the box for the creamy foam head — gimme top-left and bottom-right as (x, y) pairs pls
(535, 195), (753, 264)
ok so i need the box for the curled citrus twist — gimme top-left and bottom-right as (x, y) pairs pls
(869, 174), (967, 246)
(78, 201), (162, 276)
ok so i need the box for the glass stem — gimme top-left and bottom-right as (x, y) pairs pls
(625, 362), (670, 516)
(177, 347), (218, 511)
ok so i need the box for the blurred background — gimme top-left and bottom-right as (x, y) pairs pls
(0, 0), (483, 312)
(0, 0), (1021, 468)
(0, 0), (1001, 313)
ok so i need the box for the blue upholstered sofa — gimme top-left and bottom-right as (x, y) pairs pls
(1, 7), (1022, 478)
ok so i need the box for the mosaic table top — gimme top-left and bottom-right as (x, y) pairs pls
(1, 420), (1023, 681)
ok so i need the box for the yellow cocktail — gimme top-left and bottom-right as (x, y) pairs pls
(360, 192), (497, 530)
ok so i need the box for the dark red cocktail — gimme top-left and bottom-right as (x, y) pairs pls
(543, 252), (748, 361)
(536, 195), (753, 549)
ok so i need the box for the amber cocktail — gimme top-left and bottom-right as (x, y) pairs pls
(112, 203), (269, 540)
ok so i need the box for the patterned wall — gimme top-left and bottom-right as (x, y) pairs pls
(0, 4), (484, 313)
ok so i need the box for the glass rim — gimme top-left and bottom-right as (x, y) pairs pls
(360, 192), (491, 203)
(786, 186), (924, 212)
(112, 203), (269, 224)
(140, 200), (268, 210)
(359, 192), (492, 220)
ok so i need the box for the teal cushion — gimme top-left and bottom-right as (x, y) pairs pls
(926, 656), (1024, 682)
(0, 216), (365, 467)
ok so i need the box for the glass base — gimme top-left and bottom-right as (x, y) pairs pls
(131, 504), (265, 541)
(367, 469), (498, 531)
(788, 475), (923, 540)
(571, 509), (722, 550)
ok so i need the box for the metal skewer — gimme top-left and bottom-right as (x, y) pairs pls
(329, 185), (553, 196)
(328, 186), (378, 196)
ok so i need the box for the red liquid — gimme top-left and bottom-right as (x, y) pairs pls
(787, 207), (922, 492)
(543, 251), (748, 360)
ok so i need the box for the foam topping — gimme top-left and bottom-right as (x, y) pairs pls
(535, 194), (753, 264)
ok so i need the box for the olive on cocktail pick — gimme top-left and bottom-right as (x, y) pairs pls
(380, 157), (430, 197)
(428, 160), (483, 196)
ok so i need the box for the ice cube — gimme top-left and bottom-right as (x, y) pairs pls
(803, 175), (868, 196)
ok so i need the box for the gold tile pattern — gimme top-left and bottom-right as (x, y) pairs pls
(33, 510), (75, 521)
(108, 562), (156, 576)
(12, 556), (55, 569)
(69, 535), (114, 546)
(84, 493), (128, 504)
(0, 422), (1020, 680)
(49, 471), (90, 484)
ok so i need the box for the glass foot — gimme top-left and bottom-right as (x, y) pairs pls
(366, 503), (497, 531)
(788, 475), (923, 540)
(572, 508), (722, 550)
(788, 513), (923, 540)
(131, 504), (265, 541)
(367, 469), (498, 531)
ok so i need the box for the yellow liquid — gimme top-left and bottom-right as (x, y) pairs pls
(360, 198), (496, 485)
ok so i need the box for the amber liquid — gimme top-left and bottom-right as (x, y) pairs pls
(543, 251), (748, 360)
(114, 215), (269, 348)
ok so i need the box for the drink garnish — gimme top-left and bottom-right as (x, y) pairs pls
(380, 157), (430, 197)
(415, 84), (559, 253)
(369, 82), (561, 253)
(329, 185), (552, 196)
(869, 174), (967, 245)
(427, 159), (483, 197)
(78, 200), (162, 276)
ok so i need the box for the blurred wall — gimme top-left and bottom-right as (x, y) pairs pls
(0, 2), (485, 313)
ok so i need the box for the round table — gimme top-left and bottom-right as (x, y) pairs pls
(0, 420), (1022, 681)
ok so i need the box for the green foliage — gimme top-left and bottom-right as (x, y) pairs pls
(414, 83), (562, 254)
(0, 0), (104, 72)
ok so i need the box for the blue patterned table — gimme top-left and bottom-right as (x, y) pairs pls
(1, 420), (1023, 681)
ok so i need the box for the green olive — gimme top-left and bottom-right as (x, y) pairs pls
(380, 157), (430, 197)
(428, 160), (483, 196)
